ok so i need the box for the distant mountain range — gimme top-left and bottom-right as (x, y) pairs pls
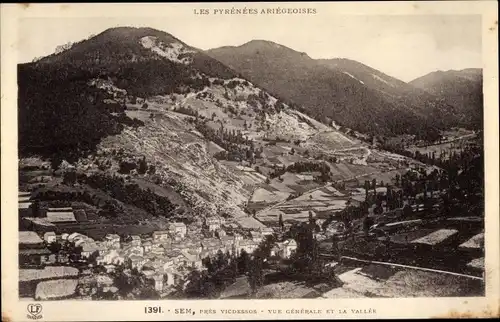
(17, 26), (483, 224)
(17, 27), (368, 220)
(207, 41), (482, 136)
(19, 27), (483, 160)
(410, 68), (483, 129)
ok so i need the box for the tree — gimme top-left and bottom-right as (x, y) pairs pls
(100, 200), (118, 218)
(93, 288), (116, 300)
(403, 203), (413, 217)
(362, 216), (375, 236)
(363, 180), (370, 200)
(32, 200), (41, 217)
(394, 174), (401, 187)
(184, 270), (204, 298)
(237, 250), (250, 275)
(63, 169), (77, 185)
(137, 156), (148, 175)
(48, 241), (62, 263)
(69, 245), (83, 262)
(248, 258), (264, 295)
(373, 202), (384, 216)
(147, 164), (156, 175)
(360, 201), (370, 215)
(215, 250), (228, 272)
(50, 156), (63, 172)
(201, 280), (218, 299)
(279, 213), (284, 231)
(308, 211), (315, 225)
(291, 222), (319, 274)
(118, 160), (136, 174)
(331, 235), (340, 260)
(138, 285), (160, 300)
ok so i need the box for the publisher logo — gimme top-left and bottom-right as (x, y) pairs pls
(27, 303), (43, 320)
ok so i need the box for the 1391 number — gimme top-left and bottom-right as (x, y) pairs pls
(145, 306), (163, 314)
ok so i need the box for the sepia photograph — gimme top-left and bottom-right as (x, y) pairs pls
(2, 1), (499, 320)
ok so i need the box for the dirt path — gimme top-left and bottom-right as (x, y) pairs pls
(414, 132), (477, 148)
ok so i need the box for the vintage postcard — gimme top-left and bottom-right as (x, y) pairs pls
(1, 1), (499, 320)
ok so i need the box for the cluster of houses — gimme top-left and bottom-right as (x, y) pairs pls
(21, 216), (298, 295)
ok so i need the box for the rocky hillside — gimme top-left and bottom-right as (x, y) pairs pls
(19, 27), (237, 159)
(410, 68), (483, 129)
(20, 27), (383, 226)
(207, 41), (459, 138)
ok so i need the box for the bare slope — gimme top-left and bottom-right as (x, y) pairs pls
(19, 27), (419, 227)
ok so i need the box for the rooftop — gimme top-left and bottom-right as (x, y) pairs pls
(130, 254), (144, 261)
(19, 248), (51, 256)
(467, 257), (484, 270)
(19, 202), (32, 209)
(47, 207), (73, 212)
(19, 231), (43, 245)
(169, 222), (186, 227)
(153, 230), (169, 235)
(19, 266), (79, 282)
(283, 239), (297, 246)
(22, 217), (56, 228)
(35, 279), (78, 300)
(459, 233), (484, 250)
(411, 229), (458, 245)
(81, 242), (99, 252)
(19, 196), (31, 202)
(46, 212), (76, 223)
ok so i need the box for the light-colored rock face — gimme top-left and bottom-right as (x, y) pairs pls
(140, 36), (195, 65)
(54, 42), (74, 55)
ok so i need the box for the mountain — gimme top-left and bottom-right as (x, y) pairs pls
(19, 27), (236, 157)
(317, 58), (432, 102)
(207, 41), (458, 138)
(33, 27), (237, 96)
(410, 69), (483, 129)
(20, 27), (391, 224)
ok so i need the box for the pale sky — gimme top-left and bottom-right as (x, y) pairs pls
(18, 14), (482, 82)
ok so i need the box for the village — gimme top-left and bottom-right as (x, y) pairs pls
(17, 131), (485, 300)
(19, 162), (485, 300)
(18, 199), (300, 300)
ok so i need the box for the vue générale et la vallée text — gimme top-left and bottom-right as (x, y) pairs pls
(193, 8), (317, 15)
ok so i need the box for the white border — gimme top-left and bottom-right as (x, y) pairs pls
(1, 2), (499, 320)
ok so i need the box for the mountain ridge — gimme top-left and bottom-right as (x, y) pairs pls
(409, 68), (483, 129)
(18, 26), (460, 231)
(207, 39), (462, 138)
